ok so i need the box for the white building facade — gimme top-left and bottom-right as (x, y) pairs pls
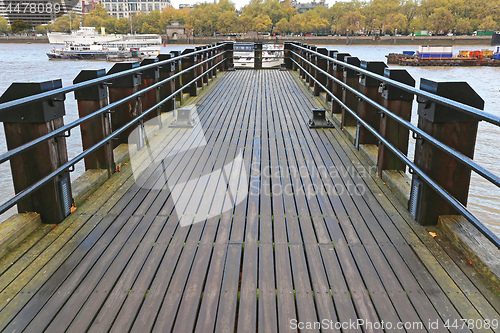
(101, 0), (171, 19)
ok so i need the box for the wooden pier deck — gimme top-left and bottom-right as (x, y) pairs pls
(0, 70), (499, 332)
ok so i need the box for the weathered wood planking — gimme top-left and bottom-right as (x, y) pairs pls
(0, 69), (498, 333)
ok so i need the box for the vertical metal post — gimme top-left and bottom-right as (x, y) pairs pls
(158, 53), (176, 113)
(140, 58), (160, 122)
(341, 56), (360, 128)
(326, 49), (337, 103)
(170, 50), (182, 103)
(331, 52), (349, 114)
(377, 69), (415, 174)
(181, 48), (197, 97)
(73, 69), (114, 175)
(107, 61), (142, 148)
(284, 42), (292, 69)
(357, 61), (387, 145)
(254, 42), (263, 69)
(308, 46), (317, 87)
(195, 46), (204, 88)
(411, 79), (484, 225)
(0, 80), (72, 224)
(314, 48), (328, 96)
(225, 41), (234, 70)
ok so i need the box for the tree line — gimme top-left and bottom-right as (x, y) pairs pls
(4, 0), (499, 36)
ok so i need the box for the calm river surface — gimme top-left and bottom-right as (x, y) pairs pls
(0, 43), (498, 235)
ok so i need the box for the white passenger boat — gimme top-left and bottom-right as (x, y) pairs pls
(233, 43), (284, 68)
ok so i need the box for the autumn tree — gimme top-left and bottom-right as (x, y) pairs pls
(11, 20), (29, 34)
(478, 16), (498, 30)
(428, 7), (453, 33)
(253, 14), (272, 32)
(275, 18), (290, 35)
(0, 17), (9, 34)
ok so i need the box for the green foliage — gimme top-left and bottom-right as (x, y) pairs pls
(83, 0), (500, 37)
(0, 17), (9, 34)
(11, 20), (29, 34)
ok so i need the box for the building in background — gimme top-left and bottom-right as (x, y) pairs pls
(296, 0), (326, 13)
(0, 0), (80, 25)
(178, 4), (193, 10)
(81, 0), (100, 14)
(102, 0), (171, 19)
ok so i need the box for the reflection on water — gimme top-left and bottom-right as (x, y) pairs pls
(0, 43), (498, 235)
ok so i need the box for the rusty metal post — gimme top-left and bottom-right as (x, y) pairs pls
(73, 69), (114, 174)
(357, 61), (387, 145)
(158, 53), (176, 113)
(314, 48), (328, 96)
(410, 79), (484, 225)
(181, 48), (197, 97)
(377, 69), (415, 174)
(140, 58), (160, 122)
(0, 80), (72, 224)
(331, 52), (349, 114)
(254, 42), (263, 69)
(341, 56), (360, 128)
(207, 45), (213, 80)
(326, 49), (337, 103)
(107, 61), (142, 148)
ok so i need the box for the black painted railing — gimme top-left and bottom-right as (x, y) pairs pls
(0, 42), (233, 225)
(284, 41), (500, 248)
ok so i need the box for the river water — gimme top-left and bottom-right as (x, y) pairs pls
(0, 43), (498, 235)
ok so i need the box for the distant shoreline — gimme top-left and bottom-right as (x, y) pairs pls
(169, 35), (495, 46)
(0, 35), (494, 46)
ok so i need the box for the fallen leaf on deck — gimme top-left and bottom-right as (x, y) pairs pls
(71, 204), (77, 213)
(429, 232), (438, 238)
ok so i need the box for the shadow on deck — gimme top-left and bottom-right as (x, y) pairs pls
(0, 70), (499, 333)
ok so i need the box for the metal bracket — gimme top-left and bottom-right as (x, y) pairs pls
(308, 108), (334, 129)
(57, 129), (71, 138)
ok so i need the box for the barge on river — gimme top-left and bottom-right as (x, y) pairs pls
(387, 45), (500, 66)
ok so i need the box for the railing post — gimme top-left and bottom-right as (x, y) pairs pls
(254, 42), (263, 69)
(300, 44), (307, 79)
(377, 69), (415, 174)
(73, 69), (114, 175)
(107, 61), (142, 148)
(140, 58), (160, 123)
(314, 48), (328, 96)
(225, 41), (234, 70)
(181, 48), (198, 97)
(212, 43), (219, 77)
(206, 45), (213, 81)
(195, 46), (204, 88)
(341, 56), (360, 128)
(308, 46), (317, 87)
(0, 80), (72, 224)
(170, 50), (182, 103)
(284, 42), (292, 69)
(357, 61), (387, 145)
(326, 49), (337, 103)
(158, 53), (176, 113)
(331, 52), (349, 114)
(410, 79), (484, 225)
(217, 42), (225, 71)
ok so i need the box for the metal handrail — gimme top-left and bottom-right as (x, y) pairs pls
(290, 50), (500, 189)
(290, 43), (500, 127)
(289, 51), (500, 248)
(0, 49), (226, 166)
(0, 57), (226, 216)
(0, 43), (228, 113)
